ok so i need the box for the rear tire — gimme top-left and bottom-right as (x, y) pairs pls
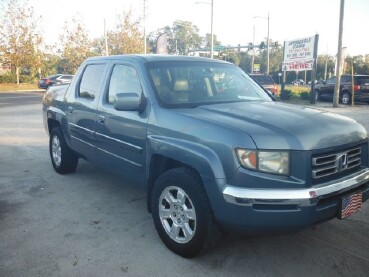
(315, 91), (321, 101)
(49, 127), (78, 174)
(151, 167), (221, 258)
(340, 92), (351, 105)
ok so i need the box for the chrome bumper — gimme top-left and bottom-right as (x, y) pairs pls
(223, 168), (369, 206)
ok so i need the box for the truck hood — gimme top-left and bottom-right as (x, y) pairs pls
(178, 101), (367, 150)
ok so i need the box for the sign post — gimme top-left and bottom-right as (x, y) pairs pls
(310, 34), (319, 104)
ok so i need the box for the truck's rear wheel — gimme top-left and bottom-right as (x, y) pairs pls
(49, 127), (78, 174)
(151, 167), (220, 258)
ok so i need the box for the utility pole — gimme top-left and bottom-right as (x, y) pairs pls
(251, 25), (255, 73)
(143, 0), (147, 54)
(333, 0), (345, 107)
(104, 19), (109, 56)
(266, 12), (270, 75)
(324, 44), (328, 80)
(252, 14), (270, 74)
(210, 0), (214, 59)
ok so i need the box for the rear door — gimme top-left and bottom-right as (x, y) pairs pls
(320, 77), (336, 99)
(67, 63), (108, 163)
(355, 76), (369, 102)
(95, 63), (148, 185)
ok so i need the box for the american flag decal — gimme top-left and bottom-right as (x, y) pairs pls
(341, 192), (362, 219)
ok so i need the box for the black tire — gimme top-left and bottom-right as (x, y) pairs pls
(49, 127), (78, 174)
(340, 92), (351, 105)
(151, 167), (220, 258)
(315, 90), (321, 102)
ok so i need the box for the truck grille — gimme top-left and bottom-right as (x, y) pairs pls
(312, 147), (361, 179)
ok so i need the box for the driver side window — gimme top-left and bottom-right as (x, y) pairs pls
(108, 64), (142, 104)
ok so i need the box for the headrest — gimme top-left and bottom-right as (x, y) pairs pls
(173, 79), (188, 91)
(152, 75), (161, 87)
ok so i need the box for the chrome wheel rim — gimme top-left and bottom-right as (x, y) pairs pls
(158, 186), (196, 244)
(342, 94), (350, 104)
(51, 136), (62, 166)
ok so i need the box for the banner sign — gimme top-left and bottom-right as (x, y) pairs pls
(156, 33), (168, 54)
(283, 36), (315, 61)
(282, 59), (314, 72)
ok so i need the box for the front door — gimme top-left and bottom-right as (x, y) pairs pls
(95, 63), (148, 185)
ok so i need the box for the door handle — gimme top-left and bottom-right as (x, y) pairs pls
(68, 106), (73, 114)
(98, 115), (106, 124)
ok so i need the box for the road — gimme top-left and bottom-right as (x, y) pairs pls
(0, 91), (369, 277)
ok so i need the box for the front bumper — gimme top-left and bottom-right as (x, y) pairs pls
(223, 168), (369, 206)
(216, 168), (369, 234)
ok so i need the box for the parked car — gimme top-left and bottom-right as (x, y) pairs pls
(38, 74), (74, 89)
(43, 55), (369, 257)
(292, 79), (305, 86)
(315, 75), (369, 104)
(249, 73), (278, 94)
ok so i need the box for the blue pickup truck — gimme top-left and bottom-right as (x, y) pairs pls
(43, 55), (369, 257)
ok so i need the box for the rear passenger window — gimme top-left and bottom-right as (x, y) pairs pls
(356, 78), (369, 85)
(107, 64), (142, 104)
(78, 64), (106, 100)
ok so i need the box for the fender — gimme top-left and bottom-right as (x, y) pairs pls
(147, 135), (229, 212)
(46, 106), (72, 146)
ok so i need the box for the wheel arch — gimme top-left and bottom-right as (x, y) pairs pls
(146, 136), (227, 213)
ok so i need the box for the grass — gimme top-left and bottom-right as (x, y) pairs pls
(0, 83), (39, 92)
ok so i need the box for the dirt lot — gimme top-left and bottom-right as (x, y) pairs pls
(0, 92), (368, 277)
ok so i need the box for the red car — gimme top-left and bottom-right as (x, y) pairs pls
(249, 73), (278, 94)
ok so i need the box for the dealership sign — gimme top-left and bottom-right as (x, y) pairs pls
(282, 35), (317, 72)
(284, 36), (315, 61)
(282, 59), (314, 72)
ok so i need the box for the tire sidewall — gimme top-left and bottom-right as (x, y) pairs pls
(151, 169), (211, 257)
(341, 92), (351, 105)
(49, 127), (77, 174)
(50, 128), (63, 172)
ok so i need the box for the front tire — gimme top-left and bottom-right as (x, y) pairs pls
(49, 127), (78, 174)
(151, 167), (220, 258)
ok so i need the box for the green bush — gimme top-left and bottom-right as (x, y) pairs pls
(300, 91), (310, 100)
(283, 89), (293, 100)
(0, 73), (16, 83)
(19, 74), (37, 83)
(0, 73), (37, 84)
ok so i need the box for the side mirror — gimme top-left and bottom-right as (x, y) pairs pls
(114, 92), (146, 112)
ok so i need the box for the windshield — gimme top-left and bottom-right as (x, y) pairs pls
(147, 61), (271, 107)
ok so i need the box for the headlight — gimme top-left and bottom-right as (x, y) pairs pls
(236, 149), (289, 175)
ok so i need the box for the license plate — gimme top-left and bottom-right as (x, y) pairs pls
(339, 192), (362, 219)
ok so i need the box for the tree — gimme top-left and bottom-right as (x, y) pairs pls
(59, 17), (93, 74)
(0, 0), (40, 83)
(165, 20), (202, 55)
(203, 33), (221, 49)
(317, 55), (335, 80)
(106, 10), (145, 55)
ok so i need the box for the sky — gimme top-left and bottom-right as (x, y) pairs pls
(23, 0), (369, 56)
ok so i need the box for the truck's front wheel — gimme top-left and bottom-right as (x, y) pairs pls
(151, 167), (220, 258)
(49, 127), (78, 174)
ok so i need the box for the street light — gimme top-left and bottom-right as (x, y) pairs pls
(253, 13), (270, 75)
(195, 0), (214, 59)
